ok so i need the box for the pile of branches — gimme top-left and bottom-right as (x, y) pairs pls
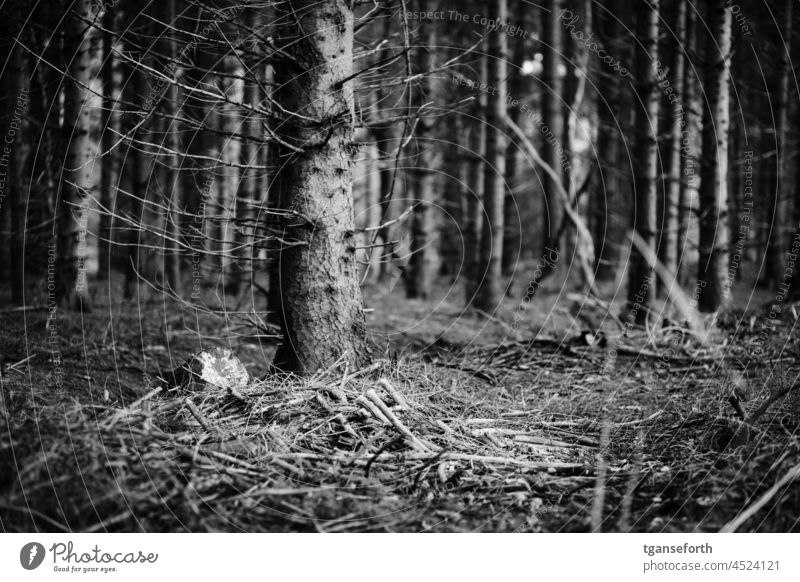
(0, 361), (599, 532)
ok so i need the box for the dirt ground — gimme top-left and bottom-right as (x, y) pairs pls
(1, 267), (799, 532)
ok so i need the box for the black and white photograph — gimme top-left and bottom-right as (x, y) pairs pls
(0, 0), (799, 575)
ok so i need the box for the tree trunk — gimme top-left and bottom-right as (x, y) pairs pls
(626, 0), (659, 325)
(240, 58), (261, 289)
(473, 0), (509, 313)
(405, 0), (438, 300)
(57, 0), (103, 309)
(164, 0), (182, 290)
(463, 53), (486, 302)
(97, 8), (118, 281)
(592, 0), (624, 282)
(658, 0), (686, 286)
(501, 0), (529, 289)
(764, 0), (793, 290)
(541, 0), (565, 256)
(272, 0), (368, 373)
(677, 4), (699, 284)
(371, 119), (401, 285)
(7, 2), (31, 304)
(440, 115), (464, 282)
(124, 71), (150, 300)
(263, 59), (282, 323)
(190, 49), (221, 299)
(697, 0), (732, 311)
(220, 56), (244, 296)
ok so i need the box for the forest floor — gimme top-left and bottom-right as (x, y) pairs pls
(1, 265), (799, 532)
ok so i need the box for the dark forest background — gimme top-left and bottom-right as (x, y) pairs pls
(0, 0), (799, 533)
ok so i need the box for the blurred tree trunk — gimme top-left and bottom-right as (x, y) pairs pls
(677, 4), (699, 283)
(626, 0), (659, 324)
(191, 49), (221, 298)
(57, 0), (102, 309)
(97, 8), (118, 281)
(371, 117), (401, 285)
(592, 0), (624, 282)
(463, 53), (486, 302)
(658, 0), (686, 288)
(164, 0), (182, 290)
(728, 125), (741, 280)
(5, 2), (31, 304)
(405, 0), (438, 300)
(763, 0), (793, 290)
(440, 115), (464, 282)
(124, 64), (150, 299)
(240, 56), (261, 293)
(501, 0), (529, 291)
(264, 55), (281, 321)
(368, 13), (402, 287)
(220, 56), (244, 296)
(272, 0), (368, 373)
(697, 0), (732, 311)
(473, 0), (508, 312)
(541, 0), (565, 258)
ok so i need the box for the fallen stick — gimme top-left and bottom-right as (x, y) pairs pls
(344, 360), (384, 380)
(365, 389), (433, 452)
(7, 354), (36, 371)
(748, 383), (800, 425)
(378, 378), (409, 410)
(590, 419), (611, 533)
(334, 413), (360, 441)
(435, 419), (455, 434)
(269, 451), (587, 471)
(355, 394), (391, 425)
(720, 463), (800, 532)
(126, 386), (163, 409)
(104, 387), (165, 427)
(430, 452), (585, 471)
(606, 411), (663, 427)
(482, 432), (505, 449)
(228, 385), (247, 403)
(514, 435), (578, 448)
(0, 305), (47, 313)
(185, 398), (219, 436)
(618, 429), (645, 532)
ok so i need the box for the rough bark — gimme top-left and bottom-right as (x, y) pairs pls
(57, 0), (103, 309)
(626, 0), (659, 324)
(272, 0), (368, 373)
(473, 0), (509, 313)
(697, 0), (732, 311)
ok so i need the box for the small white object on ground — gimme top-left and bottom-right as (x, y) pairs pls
(171, 347), (250, 393)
